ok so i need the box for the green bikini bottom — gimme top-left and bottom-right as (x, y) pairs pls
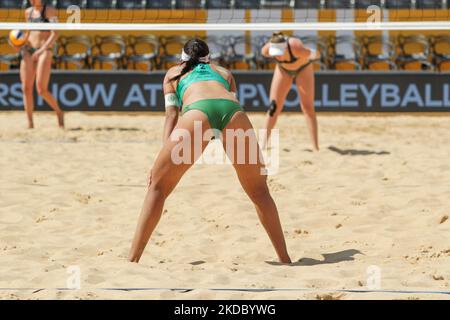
(182, 99), (244, 131)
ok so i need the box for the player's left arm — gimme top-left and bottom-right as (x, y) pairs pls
(162, 68), (180, 143)
(290, 38), (321, 61)
(43, 6), (59, 49)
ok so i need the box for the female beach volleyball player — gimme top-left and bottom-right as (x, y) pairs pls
(9, 0), (64, 129)
(129, 39), (291, 264)
(261, 32), (320, 151)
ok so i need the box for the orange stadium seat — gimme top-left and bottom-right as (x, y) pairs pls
(396, 35), (434, 71)
(362, 35), (397, 70)
(160, 35), (192, 69)
(57, 35), (92, 70)
(126, 34), (161, 71)
(430, 34), (450, 71)
(92, 35), (127, 70)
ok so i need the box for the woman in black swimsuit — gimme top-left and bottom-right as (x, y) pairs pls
(261, 32), (320, 151)
(9, 0), (64, 129)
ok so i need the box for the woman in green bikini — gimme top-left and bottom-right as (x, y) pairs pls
(129, 39), (291, 264)
(9, 0), (64, 128)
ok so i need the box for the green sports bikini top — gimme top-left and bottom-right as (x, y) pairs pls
(176, 63), (230, 105)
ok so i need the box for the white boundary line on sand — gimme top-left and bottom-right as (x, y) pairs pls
(1, 287), (450, 295)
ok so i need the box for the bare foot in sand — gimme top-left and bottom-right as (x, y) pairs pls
(57, 111), (65, 129)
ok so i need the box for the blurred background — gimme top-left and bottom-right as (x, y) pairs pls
(0, 0), (449, 72)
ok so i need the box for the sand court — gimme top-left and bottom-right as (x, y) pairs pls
(0, 112), (449, 300)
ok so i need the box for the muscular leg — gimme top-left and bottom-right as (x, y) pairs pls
(36, 50), (64, 128)
(223, 111), (291, 263)
(20, 53), (37, 129)
(296, 64), (319, 151)
(129, 110), (211, 263)
(263, 66), (293, 148)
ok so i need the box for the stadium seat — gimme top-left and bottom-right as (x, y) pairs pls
(160, 35), (191, 69)
(430, 35), (450, 71)
(234, 0), (261, 9)
(362, 35), (397, 70)
(86, 0), (116, 9)
(117, 0), (146, 9)
(175, 0), (205, 8)
(396, 35), (434, 71)
(325, 0), (354, 8)
(384, 0), (412, 9)
(206, 0), (232, 8)
(354, 0), (384, 9)
(294, 0), (323, 8)
(300, 36), (329, 70)
(0, 36), (20, 71)
(56, 0), (86, 9)
(239, 34), (271, 70)
(251, 35), (273, 70)
(330, 36), (363, 70)
(92, 35), (127, 70)
(260, 0), (293, 8)
(146, 0), (174, 8)
(222, 36), (257, 69)
(57, 35), (92, 70)
(126, 35), (160, 71)
(204, 35), (227, 65)
(0, 0), (26, 8)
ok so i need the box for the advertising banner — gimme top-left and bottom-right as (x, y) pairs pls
(1, 71), (449, 112)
